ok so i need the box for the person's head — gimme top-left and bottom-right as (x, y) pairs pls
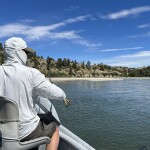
(4, 37), (34, 65)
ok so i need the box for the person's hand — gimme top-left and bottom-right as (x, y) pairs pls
(63, 98), (71, 107)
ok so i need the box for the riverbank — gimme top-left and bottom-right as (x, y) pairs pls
(48, 77), (150, 82)
(50, 77), (124, 82)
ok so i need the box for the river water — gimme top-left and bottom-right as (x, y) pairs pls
(52, 79), (150, 150)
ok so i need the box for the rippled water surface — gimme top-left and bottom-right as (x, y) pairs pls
(52, 79), (150, 150)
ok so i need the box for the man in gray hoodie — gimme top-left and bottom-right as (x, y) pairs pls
(0, 37), (69, 150)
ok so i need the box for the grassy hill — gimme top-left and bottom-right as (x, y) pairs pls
(0, 43), (150, 77)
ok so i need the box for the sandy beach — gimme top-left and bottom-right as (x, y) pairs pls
(48, 77), (150, 82)
(50, 77), (124, 82)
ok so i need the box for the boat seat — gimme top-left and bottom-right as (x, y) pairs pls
(0, 96), (50, 150)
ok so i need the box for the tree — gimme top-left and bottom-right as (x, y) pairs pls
(62, 58), (68, 67)
(46, 56), (54, 70)
(86, 61), (91, 70)
(81, 61), (85, 69)
(33, 52), (40, 69)
(56, 58), (62, 69)
(93, 63), (97, 70)
(66, 59), (70, 67)
(69, 66), (73, 76)
(72, 60), (77, 69)
(92, 70), (96, 77)
(99, 63), (104, 71)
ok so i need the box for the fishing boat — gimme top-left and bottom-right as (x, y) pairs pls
(0, 96), (96, 150)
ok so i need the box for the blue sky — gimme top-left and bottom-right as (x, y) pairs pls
(0, 0), (150, 67)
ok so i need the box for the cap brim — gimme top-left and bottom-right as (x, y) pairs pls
(23, 47), (35, 54)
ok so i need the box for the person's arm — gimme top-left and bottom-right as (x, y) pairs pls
(32, 69), (66, 100)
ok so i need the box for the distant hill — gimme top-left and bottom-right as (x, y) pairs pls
(0, 43), (150, 77)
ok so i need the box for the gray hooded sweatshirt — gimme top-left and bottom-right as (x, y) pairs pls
(0, 37), (66, 139)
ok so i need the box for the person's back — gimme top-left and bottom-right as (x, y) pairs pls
(0, 37), (70, 150)
(0, 63), (40, 139)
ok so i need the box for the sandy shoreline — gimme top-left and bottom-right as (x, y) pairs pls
(47, 77), (150, 82)
(50, 77), (124, 82)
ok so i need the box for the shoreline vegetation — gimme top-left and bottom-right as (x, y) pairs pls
(0, 43), (150, 78)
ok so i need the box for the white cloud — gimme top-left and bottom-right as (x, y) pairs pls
(21, 19), (35, 23)
(101, 6), (150, 20)
(91, 51), (150, 67)
(0, 15), (91, 40)
(0, 23), (30, 38)
(88, 47), (143, 52)
(65, 6), (79, 11)
(0, 15), (101, 48)
(116, 51), (150, 58)
(0, 23), (82, 40)
(107, 59), (150, 67)
(48, 31), (81, 40)
(111, 51), (150, 67)
(64, 15), (91, 23)
(74, 39), (102, 47)
(137, 23), (150, 28)
(50, 41), (57, 45)
(128, 31), (150, 38)
(44, 14), (91, 31)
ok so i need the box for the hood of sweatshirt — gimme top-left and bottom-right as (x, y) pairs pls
(4, 37), (27, 65)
